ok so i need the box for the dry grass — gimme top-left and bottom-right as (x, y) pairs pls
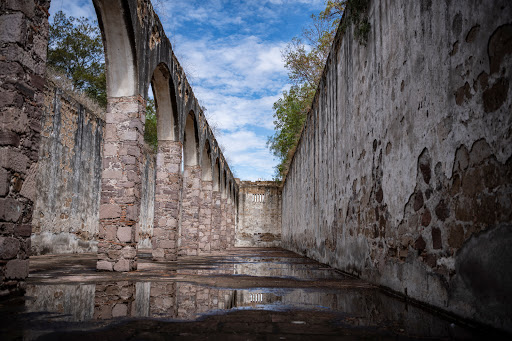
(45, 66), (105, 120)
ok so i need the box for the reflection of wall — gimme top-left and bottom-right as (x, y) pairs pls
(25, 284), (95, 321)
(94, 282), (136, 319)
(31, 82), (104, 255)
(237, 181), (281, 247)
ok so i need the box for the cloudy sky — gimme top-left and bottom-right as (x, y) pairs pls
(49, 0), (325, 180)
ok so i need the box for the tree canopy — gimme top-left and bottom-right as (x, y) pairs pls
(267, 0), (370, 180)
(48, 11), (107, 107)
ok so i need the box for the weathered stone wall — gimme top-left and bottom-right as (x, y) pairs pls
(31, 80), (104, 255)
(138, 147), (156, 250)
(0, 0), (51, 295)
(237, 181), (281, 247)
(281, 0), (512, 331)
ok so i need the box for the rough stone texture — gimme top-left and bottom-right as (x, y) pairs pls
(281, 0), (512, 332)
(152, 141), (180, 260)
(97, 96), (145, 271)
(198, 180), (212, 254)
(179, 166), (201, 256)
(236, 181), (282, 247)
(210, 190), (222, 251)
(94, 282), (136, 319)
(31, 82), (103, 255)
(0, 0), (51, 295)
(219, 194), (228, 250)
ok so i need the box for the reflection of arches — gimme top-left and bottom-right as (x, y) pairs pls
(201, 140), (212, 181)
(151, 63), (178, 141)
(213, 159), (220, 191)
(183, 112), (199, 166)
(93, 0), (137, 97)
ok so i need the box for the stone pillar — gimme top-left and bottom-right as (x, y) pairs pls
(149, 281), (177, 318)
(179, 165), (201, 256)
(220, 191), (228, 250)
(226, 196), (233, 248)
(97, 96), (145, 271)
(0, 0), (50, 295)
(228, 196), (236, 248)
(152, 140), (181, 261)
(210, 190), (221, 251)
(198, 180), (212, 254)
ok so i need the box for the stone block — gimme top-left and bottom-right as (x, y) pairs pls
(0, 197), (23, 222)
(126, 205), (138, 221)
(112, 303), (128, 317)
(0, 237), (20, 259)
(97, 260), (113, 271)
(15, 224), (31, 237)
(117, 226), (132, 243)
(0, 147), (29, 173)
(5, 259), (29, 279)
(0, 13), (25, 43)
(0, 130), (20, 147)
(121, 246), (136, 259)
(100, 204), (121, 219)
(113, 259), (130, 272)
(0, 167), (9, 197)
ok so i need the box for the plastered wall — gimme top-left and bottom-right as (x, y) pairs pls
(282, 0), (512, 331)
(237, 181), (281, 247)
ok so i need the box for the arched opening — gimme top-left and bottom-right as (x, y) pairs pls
(213, 159), (220, 191)
(201, 141), (213, 181)
(151, 63), (178, 142)
(184, 112), (199, 167)
(93, 0), (137, 97)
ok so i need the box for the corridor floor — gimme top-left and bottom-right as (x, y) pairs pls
(0, 248), (501, 340)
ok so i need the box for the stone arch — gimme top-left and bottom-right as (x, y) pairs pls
(213, 158), (220, 191)
(183, 111), (199, 166)
(93, 0), (138, 97)
(151, 63), (178, 141)
(221, 168), (228, 199)
(201, 140), (213, 181)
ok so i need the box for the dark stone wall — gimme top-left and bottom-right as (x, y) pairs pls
(0, 0), (51, 295)
(281, 0), (512, 331)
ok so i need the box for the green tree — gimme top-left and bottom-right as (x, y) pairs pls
(47, 11), (106, 107)
(268, 0), (370, 179)
(144, 98), (158, 151)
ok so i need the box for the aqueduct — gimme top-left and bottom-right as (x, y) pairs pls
(1, 0), (511, 334)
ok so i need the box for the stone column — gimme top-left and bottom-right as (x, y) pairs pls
(0, 1), (50, 294)
(198, 180), (212, 254)
(228, 196), (236, 248)
(226, 196), (233, 248)
(94, 281), (136, 319)
(179, 165), (201, 256)
(210, 190), (221, 251)
(152, 140), (181, 261)
(97, 96), (145, 271)
(220, 190), (228, 250)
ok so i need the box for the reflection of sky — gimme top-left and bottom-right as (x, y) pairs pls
(49, 0), (326, 180)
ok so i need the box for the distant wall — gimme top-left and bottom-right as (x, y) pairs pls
(236, 181), (281, 247)
(31, 80), (104, 255)
(282, 0), (512, 332)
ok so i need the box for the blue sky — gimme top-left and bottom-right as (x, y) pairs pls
(49, 0), (326, 180)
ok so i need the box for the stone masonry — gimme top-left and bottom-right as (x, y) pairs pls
(0, 0), (51, 295)
(179, 165), (201, 256)
(152, 140), (181, 261)
(97, 96), (146, 272)
(198, 179), (212, 254)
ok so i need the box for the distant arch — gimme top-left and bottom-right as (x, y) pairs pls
(201, 140), (213, 181)
(151, 63), (178, 141)
(213, 159), (220, 191)
(183, 111), (199, 166)
(93, 0), (137, 97)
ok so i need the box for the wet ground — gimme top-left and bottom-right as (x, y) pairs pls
(0, 248), (506, 340)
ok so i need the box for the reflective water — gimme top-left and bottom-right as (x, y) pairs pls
(0, 248), (500, 340)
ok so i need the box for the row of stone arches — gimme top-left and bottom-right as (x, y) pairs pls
(91, 0), (239, 270)
(0, 0), (240, 294)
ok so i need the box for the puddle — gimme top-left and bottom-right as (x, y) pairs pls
(0, 248), (500, 340)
